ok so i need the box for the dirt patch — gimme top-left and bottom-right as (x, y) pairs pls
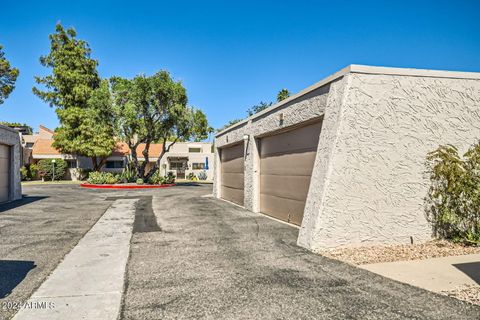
(442, 285), (480, 306)
(317, 240), (480, 265)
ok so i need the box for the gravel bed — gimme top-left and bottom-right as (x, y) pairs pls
(317, 240), (480, 265)
(442, 285), (480, 306)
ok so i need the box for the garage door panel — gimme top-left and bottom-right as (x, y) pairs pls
(0, 144), (9, 203)
(220, 143), (244, 206)
(0, 158), (9, 172)
(261, 121), (322, 157)
(260, 175), (311, 202)
(0, 145), (9, 159)
(221, 186), (244, 206)
(221, 157), (244, 173)
(221, 172), (244, 189)
(259, 121), (321, 225)
(260, 151), (317, 176)
(221, 144), (244, 161)
(0, 172), (9, 181)
(260, 194), (306, 225)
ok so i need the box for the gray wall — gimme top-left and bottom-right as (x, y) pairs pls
(0, 125), (22, 201)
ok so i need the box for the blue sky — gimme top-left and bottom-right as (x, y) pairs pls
(1, 0), (479, 139)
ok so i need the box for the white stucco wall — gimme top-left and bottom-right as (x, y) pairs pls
(215, 65), (480, 250)
(299, 73), (480, 249)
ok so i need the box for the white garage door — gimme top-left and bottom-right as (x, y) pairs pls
(260, 121), (322, 225)
(0, 144), (10, 203)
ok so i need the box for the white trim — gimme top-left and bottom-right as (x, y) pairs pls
(349, 64), (480, 80)
(32, 154), (64, 159)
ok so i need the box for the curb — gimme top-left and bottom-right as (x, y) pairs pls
(80, 183), (176, 189)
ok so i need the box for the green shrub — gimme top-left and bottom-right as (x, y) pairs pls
(148, 170), (162, 185)
(87, 171), (119, 184)
(198, 171), (207, 181)
(29, 164), (39, 180)
(187, 172), (197, 181)
(21, 164), (39, 181)
(118, 161), (137, 183)
(136, 178), (144, 185)
(163, 171), (176, 184)
(148, 170), (175, 185)
(426, 142), (480, 245)
(37, 159), (67, 181)
(77, 168), (93, 181)
(20, 166), (28, 181)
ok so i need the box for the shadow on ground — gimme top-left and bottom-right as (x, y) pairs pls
(175, 182), (205, 187)
(0, 196), (48, 213)
(0, 260), (36, 298)
(453, 262), (480, 285)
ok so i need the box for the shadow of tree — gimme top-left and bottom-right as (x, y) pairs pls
(0, 260), (36, 298)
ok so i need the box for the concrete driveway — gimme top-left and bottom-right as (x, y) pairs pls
(1, 184), (479, 319)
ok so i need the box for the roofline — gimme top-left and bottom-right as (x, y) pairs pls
(0, 124), (21, 134)
(216, 64), (480, 137)
(39, 124), (55, 134)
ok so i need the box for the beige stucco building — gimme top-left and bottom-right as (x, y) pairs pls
(214, 65), (480, 250)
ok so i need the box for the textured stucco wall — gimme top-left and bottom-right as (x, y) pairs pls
(0, 125), (22, 201)
(298, 76), (350, 248)
(215, 85), (330, 209)
(299, 73), (480, 249)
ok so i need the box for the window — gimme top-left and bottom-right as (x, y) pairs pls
(106, 160), (124, 169)
(66, 159), (77, 168)
(169, 162), (185, 170)
(188, 147), (201, 153)
(25, 142), (34, 148)
(192, 163), (205, 170)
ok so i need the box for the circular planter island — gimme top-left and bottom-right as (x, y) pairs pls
(80, 183), (176, 189)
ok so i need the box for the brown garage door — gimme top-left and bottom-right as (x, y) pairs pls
(260, 121), (322, 225)
(220, 143), (244, 206)
(0, 144), (10, 203)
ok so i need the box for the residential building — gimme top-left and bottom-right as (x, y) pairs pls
(21, 125), (54, 165)
(214, 65), (480, 250)
(27, 126), (214, 181)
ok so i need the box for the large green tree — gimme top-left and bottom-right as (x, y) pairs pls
(0, 45), (19, 105)
(111, 71), (212, 180)
(53, 81), (116, 171)
(33, 24), (115, 170)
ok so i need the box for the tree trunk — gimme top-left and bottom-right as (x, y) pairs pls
(91, 156), (108, 172)
(128, 141), (141, 179)
(144, 138), (177, 181)
(138, 140), (151, 181)
(91, 156), (99, 172)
